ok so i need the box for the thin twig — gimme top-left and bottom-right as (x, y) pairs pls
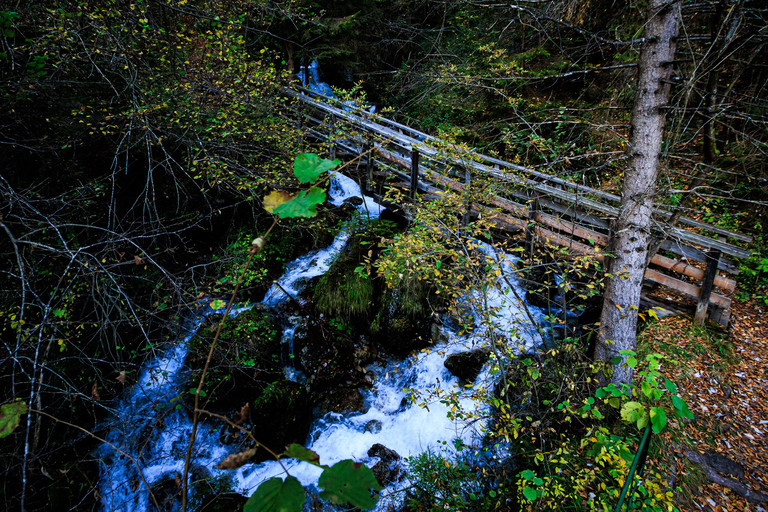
(195, 409), (290, 475)
(181, 218), (277, 512)
(32, 409), (162, 512)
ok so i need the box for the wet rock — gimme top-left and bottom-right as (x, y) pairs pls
(367, 444), (403, 486)
(150, 466), (208, 511)
(340, 202), (358, 215)
(379, 207), (408, 230)
(430, 322), (449, 344)
(444, 347), (491, 384)
(520, 264), (559, 310)
(364, 420), (382, 434)
(371, 312), (431, 356)
(296, 320), (373, 390)
(344, 196), (364, 207)
(316, 387), (366, 415)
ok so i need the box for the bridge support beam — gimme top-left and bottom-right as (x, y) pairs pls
(525, 197), (539, 262)
(695, 249), (721, 326)
(461, 167), (471, 227)
(410, 149), (420, 200)
(329, 115), (336, 160)
(364, 138), (374, 193)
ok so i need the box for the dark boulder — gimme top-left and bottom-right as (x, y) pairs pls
(344, 196), (364, 207)
(444, 347), (491, 384)
(295, 320), (374, 390)
(367, 443), (403, 486)
(316, 387), (367, 415)
(364, 420), (382, 434)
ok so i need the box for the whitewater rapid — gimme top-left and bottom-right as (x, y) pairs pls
(96, 172), (546, 511)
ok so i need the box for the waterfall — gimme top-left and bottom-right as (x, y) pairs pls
(96, 172), (545, 511)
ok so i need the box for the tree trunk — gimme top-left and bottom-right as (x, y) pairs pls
(596, 0), (681, 386)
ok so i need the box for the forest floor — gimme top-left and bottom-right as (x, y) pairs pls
(641, 300), (767, 512)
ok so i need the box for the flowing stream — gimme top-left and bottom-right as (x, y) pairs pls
(97, 173), (547, 511)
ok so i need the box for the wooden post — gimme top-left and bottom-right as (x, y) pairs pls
(461, 166), (471, 227)
(329, 115), (336, 160)
(410, 149), (420, 200)
(525, 196), (539, 263)
(297, 102), (304, 151)
(694, 249), (721, 326)
(365, 135), (374, 193)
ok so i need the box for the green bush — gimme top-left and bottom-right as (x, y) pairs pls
(405, 447), (500, 512)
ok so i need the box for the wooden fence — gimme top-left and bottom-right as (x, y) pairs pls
(285, 87), (752, 326)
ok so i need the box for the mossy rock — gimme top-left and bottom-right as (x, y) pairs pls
(315, 386), (367, 415)
(370, 280), (438, 355)
(314, 264), (374, 321)
(295, 319), (374, 390)
(250, 380), (313, 463)
(313, 245), (375, 323)
(187, 306), (283, 412)
(312, 217), (401, 323)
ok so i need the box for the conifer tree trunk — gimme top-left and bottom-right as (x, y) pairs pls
(596, 0), (681, 386)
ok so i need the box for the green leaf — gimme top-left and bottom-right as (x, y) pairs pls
(210, 299), (226, 310)
(282, 444), (327, 468)
(520, 469), (535, 481)
(244, 476), (305, 512)
(293, 153), (339, 184)
(626, 356), (638, 368)
(273, 187), (326, 219)
(263, 190), (296, 214)
(52, 308), (66, 317)
(641, 380), (652, 398)
(671, 395), (694, 419)
(318, 460), (383, 509)
(610, 356), (622, 365)
(620, 401), (645, 424)
(650, 407), (668, 433)
(522, 486), (537, 501)
(0, 401), (27, 439)
(637, 410), (650, 429)
(608, 385), (625, 397)
(664, 379), (678, 394)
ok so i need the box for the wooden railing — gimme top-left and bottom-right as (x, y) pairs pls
(285, 87), (752, 325)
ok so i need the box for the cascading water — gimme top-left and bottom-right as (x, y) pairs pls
(96, 172), (546, 511)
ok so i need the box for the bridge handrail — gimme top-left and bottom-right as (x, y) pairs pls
(285, 87), (752, 260)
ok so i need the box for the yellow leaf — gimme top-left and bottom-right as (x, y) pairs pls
(263, 190), (295, 213)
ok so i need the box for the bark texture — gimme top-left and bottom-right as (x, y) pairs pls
(596, 0), (681, 385)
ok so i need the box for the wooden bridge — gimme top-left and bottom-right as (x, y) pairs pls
(285, 87), (752, 326)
